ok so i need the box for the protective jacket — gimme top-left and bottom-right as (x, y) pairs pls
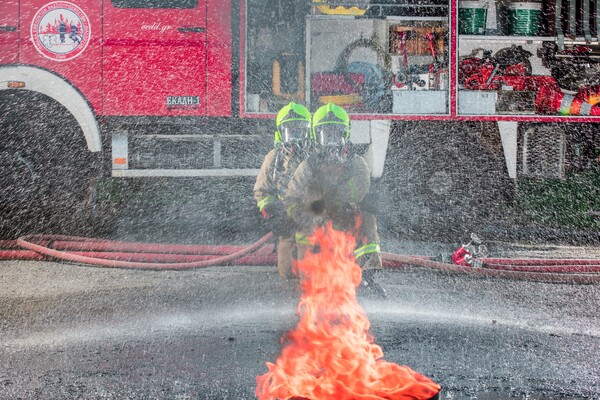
(254, 146), (306, 279)
(285, 153), (370, 232)
(285, 153), (382, 270)
(253, 147), (305, 216)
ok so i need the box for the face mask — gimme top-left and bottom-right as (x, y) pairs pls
(315, 123), (348, 147)
(280, 120), (310, 144)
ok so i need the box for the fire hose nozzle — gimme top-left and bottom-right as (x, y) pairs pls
(470, 233), (483, 245)
(452, 233), (487, 266)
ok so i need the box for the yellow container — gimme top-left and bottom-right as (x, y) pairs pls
(313, 0), (368, 16)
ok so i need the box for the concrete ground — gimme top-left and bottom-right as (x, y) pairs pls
(1, 249), (599, 399)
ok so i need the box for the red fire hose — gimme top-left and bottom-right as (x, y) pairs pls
(1, 235), (600, 284)
(11, 233), (275, 270)
(382, 253), (600, 285)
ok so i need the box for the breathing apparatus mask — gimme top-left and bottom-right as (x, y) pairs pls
(315, 122), (350, 161)
(279, 119), (310, 154)
(275, 102), (312, 156)
(311, 102), (351, 162)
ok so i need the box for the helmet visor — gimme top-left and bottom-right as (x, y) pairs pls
(316, 123), (347, 147)
(280, 120), (310, 143)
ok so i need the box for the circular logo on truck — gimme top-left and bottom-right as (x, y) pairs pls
(31, 1), (91, 61)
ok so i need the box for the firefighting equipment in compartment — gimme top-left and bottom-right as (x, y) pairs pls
(336, 36), (392, 111)
(391, 26), (447, 90)
(536, 83), (600, 116)
(311, 73), (365, 107)
(272, 52), (305, 103)
(311, 37), (391, 112)
(539, 42), (600, 92)
(313, 0), (369, 16)
(365, 0), (448, 18)
(389, 26), (445, 57)
(459, 46), (532, 90)
(345, 62), (388, 110)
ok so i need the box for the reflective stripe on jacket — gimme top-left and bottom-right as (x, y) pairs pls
(354, 243), (380, 259)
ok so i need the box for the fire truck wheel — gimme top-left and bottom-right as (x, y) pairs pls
(0, 90), (99, 238)
(380, 121), (512, 242)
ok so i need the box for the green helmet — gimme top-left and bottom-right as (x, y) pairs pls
(274, 102), (311, 146)
(311, 102), (350, 147)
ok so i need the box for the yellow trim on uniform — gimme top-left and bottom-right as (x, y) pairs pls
(286, 203), (297, 217)
(295, 232), (311, 245)
(348, 180), (358, 202)
(257, 196), (274, 212)
(354, 243), (380, 259)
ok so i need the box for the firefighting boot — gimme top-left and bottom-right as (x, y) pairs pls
(359, 268), (387, 298)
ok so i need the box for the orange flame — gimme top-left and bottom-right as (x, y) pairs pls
(256, 222), (441, 400)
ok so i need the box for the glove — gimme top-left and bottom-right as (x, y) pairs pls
(263, 201), (286, 219)
(267, 214), (297, 237)
(264, 201), (297, 237)
(328, 202), (357, 228)
(340, 203), (358, 220)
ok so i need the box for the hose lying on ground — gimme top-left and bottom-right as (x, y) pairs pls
(12, 234), (274, 270)
(1, 235), (600, 284)
(382, 252), (600, 285)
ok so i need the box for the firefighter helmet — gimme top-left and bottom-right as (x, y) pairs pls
(311, 102), (350, 149)
(274, 102), (311, 147)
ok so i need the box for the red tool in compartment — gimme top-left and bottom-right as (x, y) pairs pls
(460, 46), (534, 90)
(311, 72), (366, 110)
(536, 83), (600, 116)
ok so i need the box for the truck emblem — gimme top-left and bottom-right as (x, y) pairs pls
(30, 1), (91, 61)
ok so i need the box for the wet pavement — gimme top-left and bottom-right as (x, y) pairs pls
(2, 178), (600, 399)
(1, 255), (599, 399)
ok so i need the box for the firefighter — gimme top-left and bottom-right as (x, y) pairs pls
(58, 21), (67, 43)
(253, 102), (312, 279)
(69, 24), (81, 45)
(284, 102), (384, 292)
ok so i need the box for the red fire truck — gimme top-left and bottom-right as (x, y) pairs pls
(1, 0), (599, 238)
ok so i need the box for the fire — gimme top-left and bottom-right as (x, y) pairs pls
(256, 222), (441, 400)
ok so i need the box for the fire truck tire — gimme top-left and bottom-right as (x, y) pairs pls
(380, 121), (511, 241)
(0, 90), (100, 238)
